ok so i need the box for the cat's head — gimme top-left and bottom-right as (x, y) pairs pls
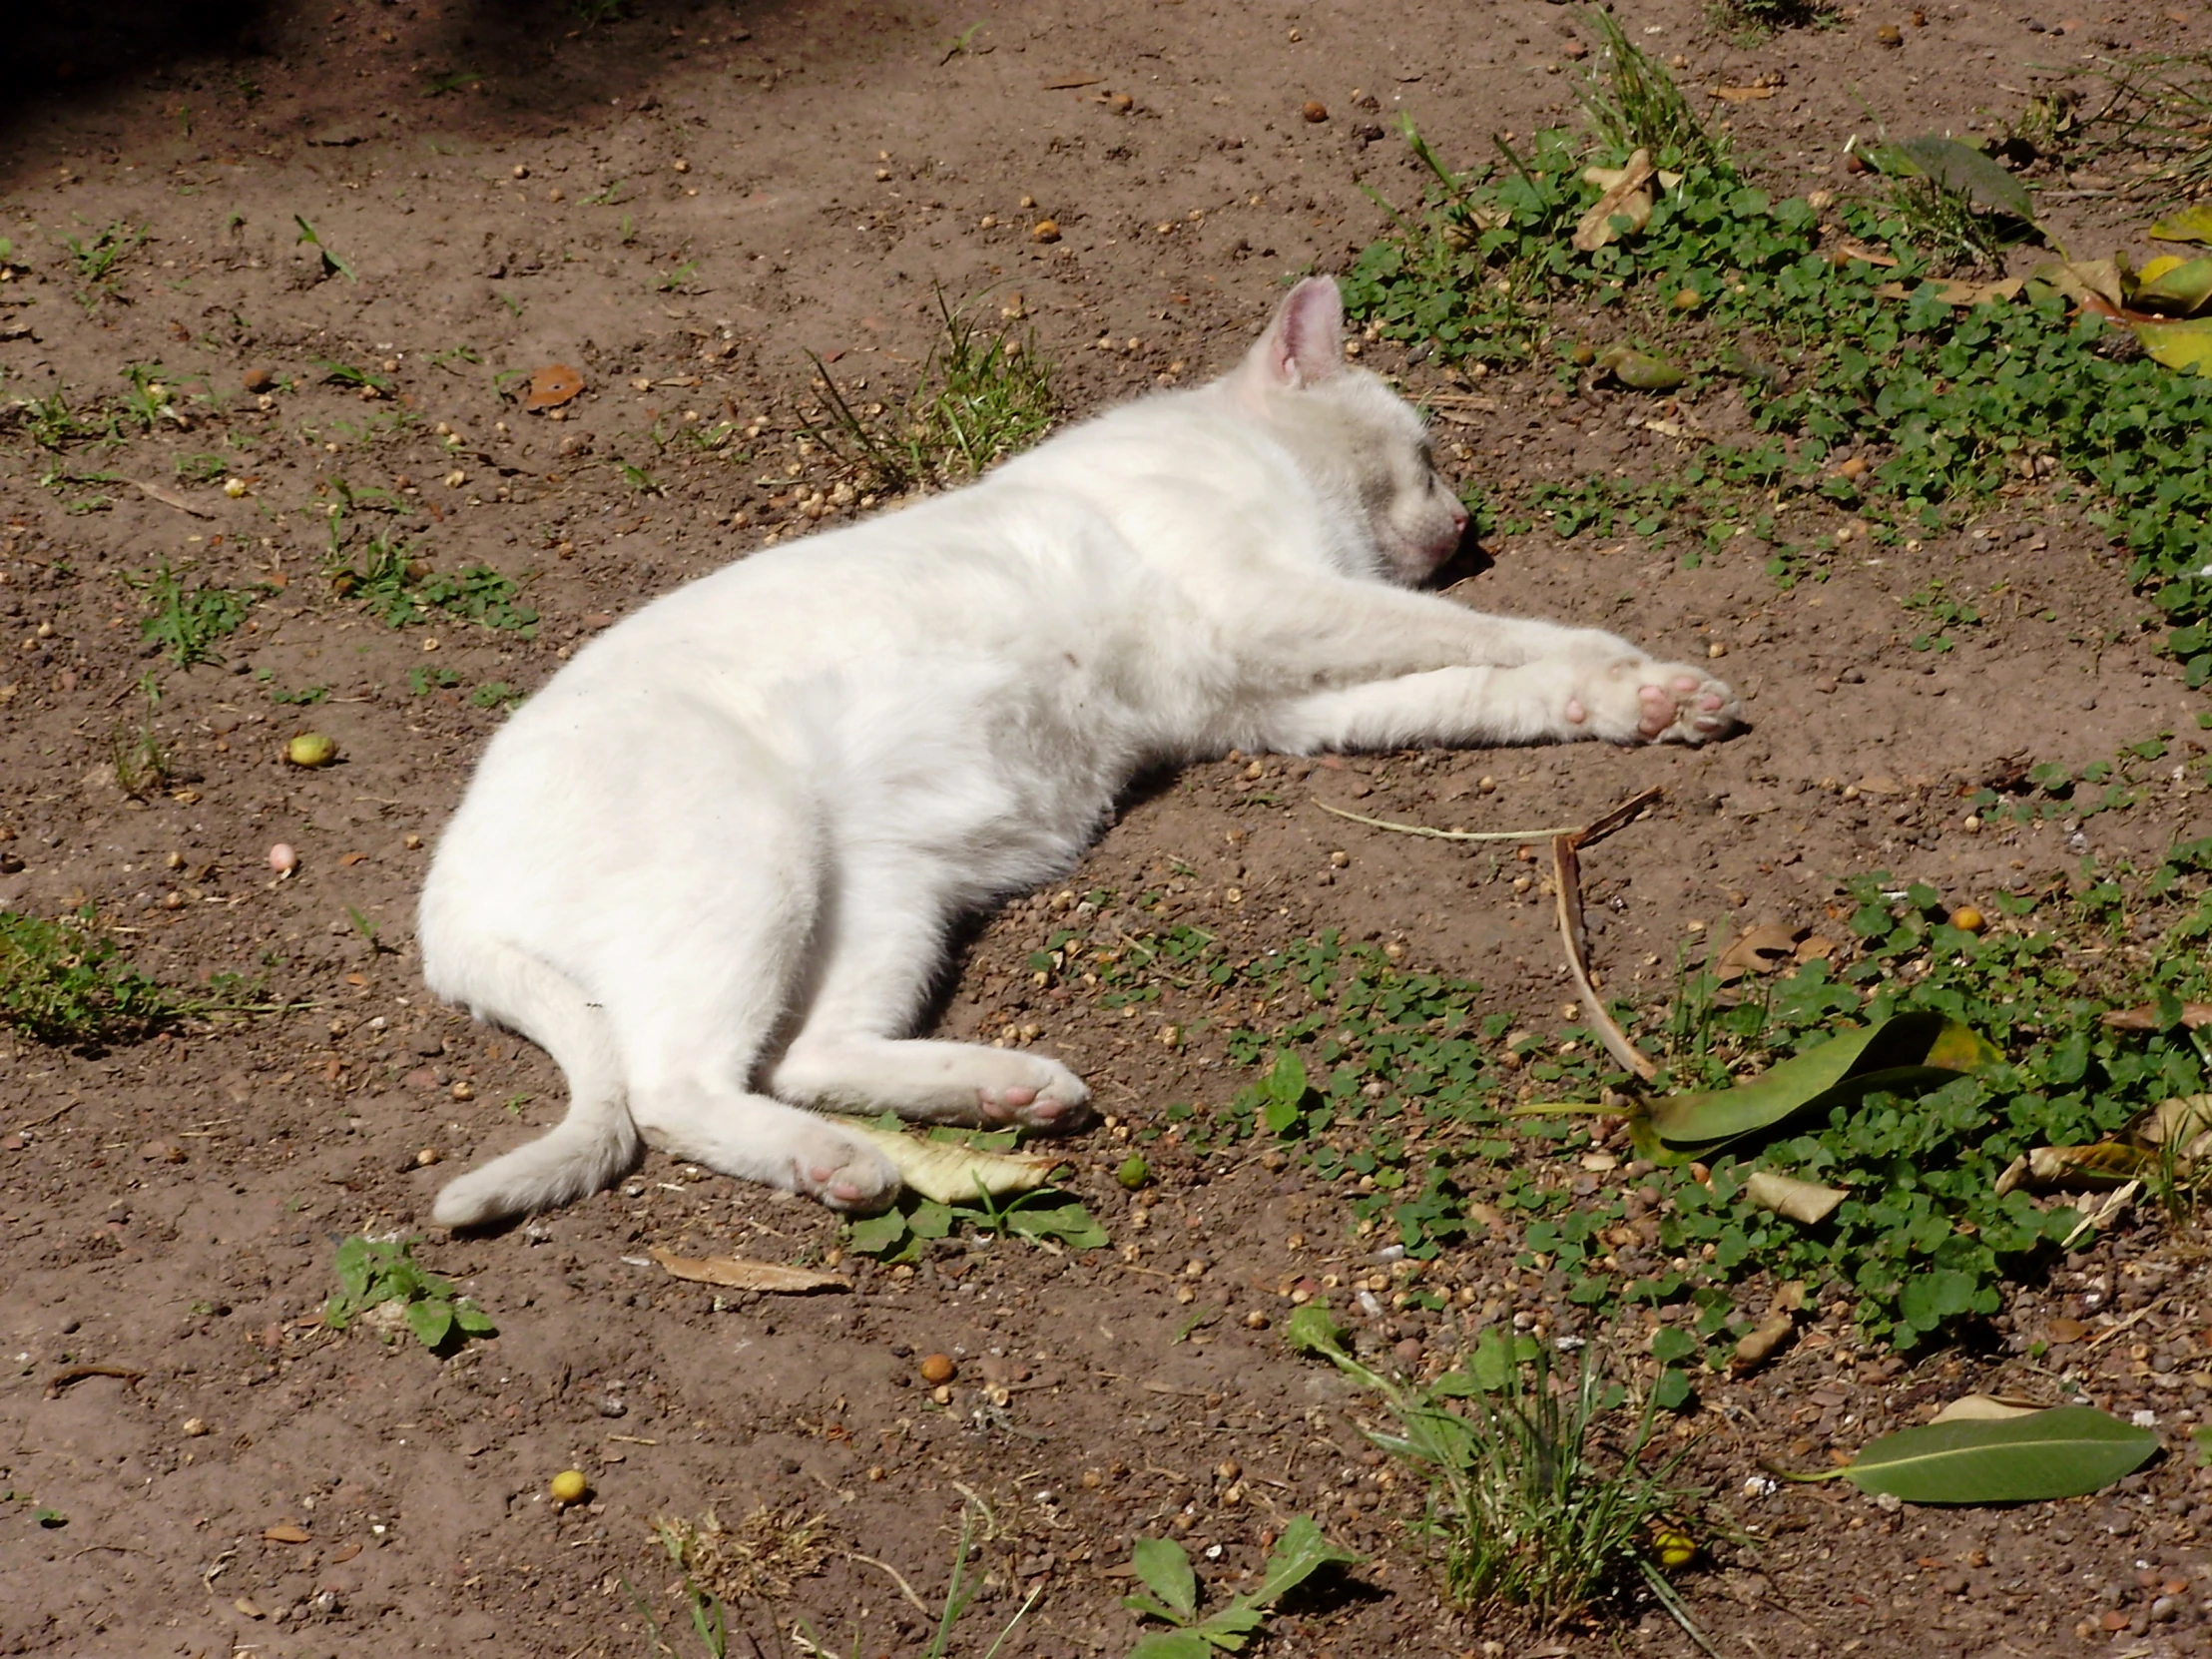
(1227, 276), (1468, 583)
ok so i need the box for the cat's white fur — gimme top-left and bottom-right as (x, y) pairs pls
(421, 276), (1739, 1228)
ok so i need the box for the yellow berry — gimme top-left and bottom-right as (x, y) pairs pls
(549, 1469), (589, 1505)
(1948, 905), (1986, 934)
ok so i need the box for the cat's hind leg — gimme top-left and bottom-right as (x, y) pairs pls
(589, 816), (903, 1211)
(770, 858), (1092, 1133)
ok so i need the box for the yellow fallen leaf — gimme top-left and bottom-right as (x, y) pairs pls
(1573, 148), (1657, 253)
(647, 1248), (851, 1294)
(1832, 238), (1900, 270)
(1743, 1169), (1848, 1225)
(2132, 316), (2212, 373)
(2139, 254), (2188, 284)
(847, 1124), (1061, 1203)
(2151, 204), (2212, 246)
(1931, 1393), (2044, 1424)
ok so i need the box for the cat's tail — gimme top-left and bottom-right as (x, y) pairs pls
(425, 937), (638, 1229)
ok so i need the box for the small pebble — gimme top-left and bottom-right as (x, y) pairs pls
(919, 1353), (957, 1384)
(1302, 101), (1329, 123)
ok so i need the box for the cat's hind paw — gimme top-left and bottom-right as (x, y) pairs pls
(792, 1129), (902, 1213)
(978, 1056), (1093, 1134)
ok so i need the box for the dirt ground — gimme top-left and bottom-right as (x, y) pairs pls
(8, 1), (2212, 1656)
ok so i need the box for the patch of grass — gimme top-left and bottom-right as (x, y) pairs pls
(1339, 99), (2212, 678)
(1705, 0), (1825, 36)
(1043, 834), (2212, 1366)
(1288, 1310), (1699, 1630)
(469, 681), (522, 711)
(0, 908), (178, 1049)
(124, 559), (261, 667)
(2077, 51), (2212, 197)
(323, 503), (537, 637)
(309, 356), (394, 395)
(1900, 576), (1983, 652)
(651, 1505), (829, 1608)
(61, 220), (144, 307)
(420, 68), (482, 97)
(571, 0), (627, 24)
(6, 388), (118, 450)
(1866, 154), (2016, 269)
(1576, 9), (1725, 170)
(812, 288), (1054, 491)
(173, 450), (231, 485)
(109, 719), (173, 798)
(407, 664), (463, 696)
(323, 1235), (496, 1352)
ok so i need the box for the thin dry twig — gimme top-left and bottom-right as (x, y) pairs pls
(845, 1550), (933, 1618)
(1312, 800), (1582, 841)
(44, 1364), (145, 1398)
(1553, 832), (1657, 1080)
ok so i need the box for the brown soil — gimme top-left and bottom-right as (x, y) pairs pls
(6, 3), (2212, 1657)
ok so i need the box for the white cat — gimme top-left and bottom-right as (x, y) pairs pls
(421, 276), (1739, 1228)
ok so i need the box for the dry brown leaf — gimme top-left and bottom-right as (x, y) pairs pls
(523, 363), (587, 411)
(2030, 257), (2127, 312)
(1709, 84), (1777, 102)
(1743, 1169), (1847, 1225)
(1730, 1308), (1797, 1374)
(262, 1522), (312, 1543)
(2101, 1002), (2212, 1032)
(1794, 935), (1837, 964)
(1572, 149), (1656, 254)
(1715, 922), (1800, 984)
(1857, 774), (1902, 795)
(1930, 1393), (2044, 1424)
(1833, 239), (1901, 270)
(2137, 1093), (2212, 1158)
(648, 1248), (850, 1294)
(2043, 1316), (2090, 1345)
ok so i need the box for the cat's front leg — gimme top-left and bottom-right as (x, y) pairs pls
(1250, 653), (1740, 752)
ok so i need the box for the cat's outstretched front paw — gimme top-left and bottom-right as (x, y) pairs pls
(1628, 665), (1741, 744)
(1564, 659), (1742, 746)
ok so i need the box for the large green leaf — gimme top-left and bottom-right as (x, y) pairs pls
(1130, 1634), (1214, 1659)
(1131, 1537), (1198, 1621)
(1643, 1012), (2000, 1148)
(1843, 1406), (2157, 1503)
(1885, 135), (2037, 223)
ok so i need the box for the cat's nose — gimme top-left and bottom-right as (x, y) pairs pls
(1450, 504), (1469, 533)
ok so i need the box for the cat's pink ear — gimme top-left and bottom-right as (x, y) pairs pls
(1240, 276), (1345, 392)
